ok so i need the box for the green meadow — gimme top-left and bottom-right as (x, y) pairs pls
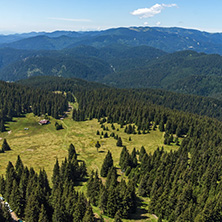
(0, 111), (177, 221)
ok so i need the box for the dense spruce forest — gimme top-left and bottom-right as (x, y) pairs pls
(19, 76), (222, 121)
(60, 80), (222, 221)
(8, 76), (220, 221)
(0, 80), (68, 132)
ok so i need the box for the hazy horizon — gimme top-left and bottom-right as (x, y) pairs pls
(1, 0), (222, 34)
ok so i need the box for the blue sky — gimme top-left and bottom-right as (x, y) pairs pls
(1, 0), (221, 34)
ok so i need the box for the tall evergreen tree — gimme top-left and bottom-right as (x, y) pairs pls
(38, 204), (50, 222)
(116, 137), (123, 147)
(100, 151), (113, 177)
(0, 119), (5, 132)
(2, 139), (11, 152)
(68, 144), (77, 161)
(82, 203), (95, 222)
(24, 190), (41, 222)
(139, 146), (146, 161)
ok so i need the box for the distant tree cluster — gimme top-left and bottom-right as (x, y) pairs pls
(0, 81), (68, 132)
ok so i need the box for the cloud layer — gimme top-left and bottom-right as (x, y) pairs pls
(131, 3), (177, 19)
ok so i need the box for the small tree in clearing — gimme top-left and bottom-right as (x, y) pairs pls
(95, 141), (101, 152)
(116, 137), (123, 147)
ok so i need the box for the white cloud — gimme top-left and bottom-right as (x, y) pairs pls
(156, 21), (161, 26)
(144, 22), (149, 26)
(48, 17), (92, 22)
(131, 3), (177, 19)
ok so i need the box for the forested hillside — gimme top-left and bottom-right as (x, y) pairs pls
(0, 80), (68, 132)
(1, 76), (222, 221)
(103, 50), (222, 99)
(63, 82), (222, 221)
(19, 76), (222, 121)
(0, 44), (222, 99)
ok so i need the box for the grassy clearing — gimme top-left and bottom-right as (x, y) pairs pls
(0, 112), (179, 179)
(0, 111), (178, 221)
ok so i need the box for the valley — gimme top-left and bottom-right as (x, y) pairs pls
(0, 25), (222, 222)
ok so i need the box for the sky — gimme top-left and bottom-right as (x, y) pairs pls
(0, 0), (222, 34)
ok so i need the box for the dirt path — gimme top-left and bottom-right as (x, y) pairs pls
(11, 211), (19, 221)
(152, 214), (158, 219)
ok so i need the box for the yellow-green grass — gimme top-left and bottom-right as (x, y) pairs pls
(0, 113), (179, 180)
(0, 112), (178, 221)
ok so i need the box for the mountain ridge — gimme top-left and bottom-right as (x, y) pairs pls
(1, 26), (222, 54)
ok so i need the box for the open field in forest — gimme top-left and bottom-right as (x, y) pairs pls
(0, 112), (179, 179)
(0, 110), (177, 221)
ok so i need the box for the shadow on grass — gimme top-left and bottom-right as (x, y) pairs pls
(128, 196), (149, 220)
(75, 177), (88, 186)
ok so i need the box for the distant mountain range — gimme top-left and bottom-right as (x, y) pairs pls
(0, 26), (222, 100)
(1, 26), (222, 54)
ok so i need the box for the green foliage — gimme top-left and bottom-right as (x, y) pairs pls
(68, 143), (77, 161)
(38, 204), (50, 222)
(116, 137), (123, 147)
(100, 151), (113, 177)
(82, 203), (95, 222)
(95, 141), (101, 152)
(2, 139), (11, 152)
(0, 80), (68, 129)
(55, 122), (63, 130)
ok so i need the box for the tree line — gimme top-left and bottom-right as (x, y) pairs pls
(0, 80), (68, 132)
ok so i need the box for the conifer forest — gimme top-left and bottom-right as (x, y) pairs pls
(0, 75), (222, 222)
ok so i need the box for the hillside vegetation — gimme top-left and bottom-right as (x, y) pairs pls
(0, 43), (222, 99)
(0, 78), (222, 221)
(19, 76), (222, 121)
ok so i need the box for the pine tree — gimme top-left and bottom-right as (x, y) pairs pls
(82, 203), (95, 222)
(114, 210), (123, 222)
(0, 119), (5, 132)
(24, 190), (41, 222)
(73, 194), (87, 222)
(0, 175), (6, 196)
(106, 166), (118, 189)
(116, 137), (123, 147)
(119, 147), (130, 171)
(9, 180), (23, 217)
(139, 146), (146, 161)
(2, 139), (11, 152)
(68, 144), (77, 161)
(52, 158), (60, 191)
(130, 148), (137, 168)
(38, 204), (50, 222)
(100, 151), (113, 177)
(159, 121), (165, 132)
(5, 161), (16, 201)
(99, 186), (108, 214)
(1, 204), (13, 222)
(106, 189), (117, 218)
(95, 141), (101, 152)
